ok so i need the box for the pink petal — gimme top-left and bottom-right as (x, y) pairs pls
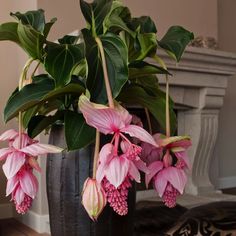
(20, 143), (63, 156)
(14, 186), (25, 205)
(98, 143), (114, 165)
(20, 170), (38, 198)
(0, 129), (18, 141)
(145, 161), (163, 187)
(2, 152), (26, 179)
(134, 159), (149, 173)
(12, 133), (34, 149)
(163, 167), (187, 194)
(115, 102), (132, 125)
(121, 125), (157, 147)
(28, 157), (42, 172)
(129, 161), (140, 183)
(175, 151), (191, 169)
(106, 156), (129, 188)
(154, 172), (168, 197)
(79, 95), (125, 134)
(6, 176), (18, 196)
(0, 148), (12, 161)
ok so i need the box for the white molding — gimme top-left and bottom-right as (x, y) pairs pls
(18, 211), (50, 234)
(0, 203), (13, 219)
(217, 176), (236, 189)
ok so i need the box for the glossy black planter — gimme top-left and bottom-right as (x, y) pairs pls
(46, 125), (136, 236)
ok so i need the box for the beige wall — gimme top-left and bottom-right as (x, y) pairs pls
(213, 0), (236, 183)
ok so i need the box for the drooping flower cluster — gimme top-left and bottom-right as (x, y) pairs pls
(0, 129), (63, 214)
(142, 134), (192, 208)
(79, 95), (157, 215)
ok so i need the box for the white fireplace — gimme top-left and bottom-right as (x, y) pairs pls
(137, 46), (236, 206)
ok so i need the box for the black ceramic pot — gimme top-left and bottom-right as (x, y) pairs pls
(46, 125), (136, 236)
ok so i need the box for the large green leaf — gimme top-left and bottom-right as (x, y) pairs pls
(0, 22), (20, 44)
(28, 112), (63, 138)
(80, 0), (113, 36)
(130, 16), (157, 34)
(4, 75), (85, 122)
(83, 30), (128, 103)
(104, 1), (135, 37)
(158, 26), (194, 62)
(44, 42), (85, 87)
(118, 84), (176, 134)
(129, 61), (170, 79)
(65, 111), (96, 150)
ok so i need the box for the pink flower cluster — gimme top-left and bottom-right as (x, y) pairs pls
(142, 134), (192, 208)
(0, 129), (62, 214)
(79, 94), (191, 219)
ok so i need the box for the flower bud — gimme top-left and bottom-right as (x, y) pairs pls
(82, 177), (107, 221)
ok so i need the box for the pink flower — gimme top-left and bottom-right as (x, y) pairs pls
(0, 129), (63, 179)
(79, 95), (156, 215)
(6, 164), (38, 214)
(144, 134), (191, 208)
(0, 129), (63, 213)
(82, 177), (107, 221)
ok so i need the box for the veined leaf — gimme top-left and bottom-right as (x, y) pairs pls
(80, 0), (113, 36)
(28, 112), (64, 138)
(104, 1), (135, 37)
(10, 9), (46, 33)
(58, 35), (80, 45)
(65, 111), (96, 150)
(129, 61), (170, 79)
(158, 26), (194, 62)
(0, 22), (20, 44)
(118, 84), (176, 134)
(4, 75), (85, 122)
(44, 42), (85, 87)
(83, 30), (128, 103)
(130, 16), (157, 34)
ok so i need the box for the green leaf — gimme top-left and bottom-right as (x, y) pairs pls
(80, 0), (113, 35)
(43, 17), (57, 37)
(83, 30), (128, 103)
(23, 105), (40, 128)
(58, 35), (80, 45)
(129, 61), (170, 79)
(158, 26), (194, 62)
(10, 9), (46, 33)
(0, 22), (20, 44)
(44, 42), (85, 87)
(130, 16), (157, 34)
(28, 112), (63, 138)
(118, 84), (176, 134)
(65, 111), (96, 150)
(4, 75), (85, 122)
(104, 1), (135, 37)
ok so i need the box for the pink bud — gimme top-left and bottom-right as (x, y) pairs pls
(82, 177), (107, 221)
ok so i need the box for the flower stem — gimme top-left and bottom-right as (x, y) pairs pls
(165, 75), (170, 137)
(144, 108), (153, 135)
(18, 58), (34, 148)
(92, 130), (100, 178)
(95, 37), (114, 109)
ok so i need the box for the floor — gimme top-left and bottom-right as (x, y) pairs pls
(0, 219), (49, 236)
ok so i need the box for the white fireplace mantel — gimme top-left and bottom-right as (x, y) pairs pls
(138, 47), (236, 205)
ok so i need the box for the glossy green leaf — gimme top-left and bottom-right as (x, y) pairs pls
(58, 35), (80, 45)
(28, 112), (63, 138)
(65, 111), (96, 150)
(118, 84), (176, 134)
(104, 1), (135, 37)
(80, 0), (113, 35)
(129, 61), (170, 79)
(44, 42), (85, 87)
(10, 9), (46, 33)
(130, 16), (157, 34)
(0, 22), (20, 44)
(83, 30), (128, 103)
(4, 75), (85, 122)
(43, 17), (57, 37)
(158, 26), (194, 62)
(23, 106), (40, 128)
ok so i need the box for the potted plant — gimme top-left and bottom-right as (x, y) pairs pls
(0, 0), (193, 235)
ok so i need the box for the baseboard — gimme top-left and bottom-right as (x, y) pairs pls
(0, 203), (13, 219)
(217, 176), (236, 189)
(17, 211), (50, 234)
